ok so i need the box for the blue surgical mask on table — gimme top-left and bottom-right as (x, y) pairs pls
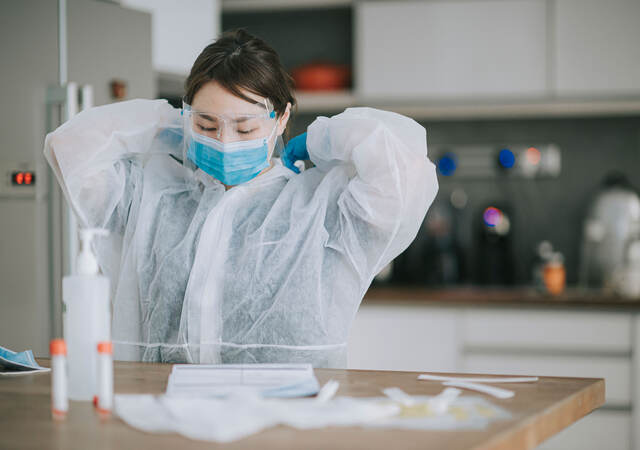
(0, 345), (50, 375)
(187, 123), (277, 186)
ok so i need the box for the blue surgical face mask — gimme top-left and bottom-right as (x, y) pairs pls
(187, 124), (278, 186)
(0, 345), (41, 369)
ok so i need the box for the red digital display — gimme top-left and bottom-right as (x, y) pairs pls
(11, 171), (36, 186)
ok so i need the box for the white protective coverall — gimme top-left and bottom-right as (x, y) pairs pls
(44, 99), (438, 367)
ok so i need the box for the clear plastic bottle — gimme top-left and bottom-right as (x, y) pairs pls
(62, 229), (110, 401)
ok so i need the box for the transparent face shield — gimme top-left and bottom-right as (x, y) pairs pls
(181, 97), (285, 174)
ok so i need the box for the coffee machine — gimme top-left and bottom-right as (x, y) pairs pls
(474, 203), (515, 285)
(390, 197), (463, 285)
(579, 172), (640, 290)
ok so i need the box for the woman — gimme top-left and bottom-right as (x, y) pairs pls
(44, 29), (438, 368)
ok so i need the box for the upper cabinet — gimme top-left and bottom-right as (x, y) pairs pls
(221, 0), (640, 118)
(554, 0), (640, 97)
(355, 0), (547, 100)
(122, 0), (220, 76)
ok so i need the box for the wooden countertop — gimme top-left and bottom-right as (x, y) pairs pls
(0, 360), (604, 450)
(364, 286), (640, 310)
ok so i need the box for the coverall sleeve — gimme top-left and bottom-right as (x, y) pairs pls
(306, 107), (439, 292)
(43, 99), (180, 231)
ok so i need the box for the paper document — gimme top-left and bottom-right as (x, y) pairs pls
(166, 363), (320, 398)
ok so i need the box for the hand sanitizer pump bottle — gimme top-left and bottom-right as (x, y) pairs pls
(62, 228), (111, 401)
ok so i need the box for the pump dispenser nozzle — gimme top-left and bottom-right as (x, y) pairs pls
(76, 228), (109, 276)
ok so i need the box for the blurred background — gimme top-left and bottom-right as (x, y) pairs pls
(1, 1), (640, 448)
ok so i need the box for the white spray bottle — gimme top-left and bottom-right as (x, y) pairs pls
(62, 228), (111, 401)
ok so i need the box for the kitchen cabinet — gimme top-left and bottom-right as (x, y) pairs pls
(348, 300), (640, 450)
(554, 0), (640, 96)
(462, 354), (630, 407)
(224, 0), (640, 118)
(121, 0), (220, 76)
(538, 410), (631, 450)
(67, 0), (155, 107)
(461, 310), (632, 352)
(355, 0), (547, 100)
(347, 304), (459, 372)
(460, 309), (632, 408)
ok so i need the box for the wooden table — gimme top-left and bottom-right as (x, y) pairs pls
(0, 360), (604, 450)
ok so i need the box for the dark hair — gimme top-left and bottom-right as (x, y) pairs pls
(184, 29), (296, 135)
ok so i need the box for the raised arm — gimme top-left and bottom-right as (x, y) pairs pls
(307, 107), (439, 292)
(43, 98), (180, 230)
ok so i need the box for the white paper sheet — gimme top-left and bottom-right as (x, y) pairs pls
(166, 363), (319, 398)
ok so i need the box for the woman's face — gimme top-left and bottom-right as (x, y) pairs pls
(191, 81), (290, 146)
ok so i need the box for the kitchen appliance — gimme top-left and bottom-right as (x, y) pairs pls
(613, 239), (640, 298)
(474, 203), (515, 285)
(0, 0), (153, 355)
(579, 172), (640, 290)
(390, 196), (463, 285)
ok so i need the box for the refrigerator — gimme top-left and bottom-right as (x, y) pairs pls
(0, 0), (154, 356)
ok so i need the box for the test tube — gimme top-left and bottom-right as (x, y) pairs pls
(96, 341), (113, 416)
(50, 339), (68, 419)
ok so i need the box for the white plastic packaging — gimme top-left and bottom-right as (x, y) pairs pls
(50, 339), (68, 419)
(62, 228), (111, 401)
(97, 341), (113, 415)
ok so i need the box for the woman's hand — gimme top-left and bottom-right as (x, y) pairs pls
(282, 132), (308, 173)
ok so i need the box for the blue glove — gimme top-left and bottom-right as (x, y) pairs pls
(282, 132), (309, 174)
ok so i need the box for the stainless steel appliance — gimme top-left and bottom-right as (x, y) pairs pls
(0, 0), (153, 355)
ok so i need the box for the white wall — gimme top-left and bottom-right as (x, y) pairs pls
(121, 0), (220, 76)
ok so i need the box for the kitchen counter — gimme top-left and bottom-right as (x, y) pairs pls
(349, 287), (639, 449)
(364, 286), (640, 310)
(0, 360), (604, 450)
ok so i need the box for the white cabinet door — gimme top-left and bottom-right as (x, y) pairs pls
(554, 0), (640, 96)
(347, 304), (458, 372)
(356, 0), (547, 100)
(462, 353), (631, 407)
(462, 310), (632, 353)
(121, 0), (220, 75)
(537, 410), (631, 450)
(461, 308), (632, 408)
